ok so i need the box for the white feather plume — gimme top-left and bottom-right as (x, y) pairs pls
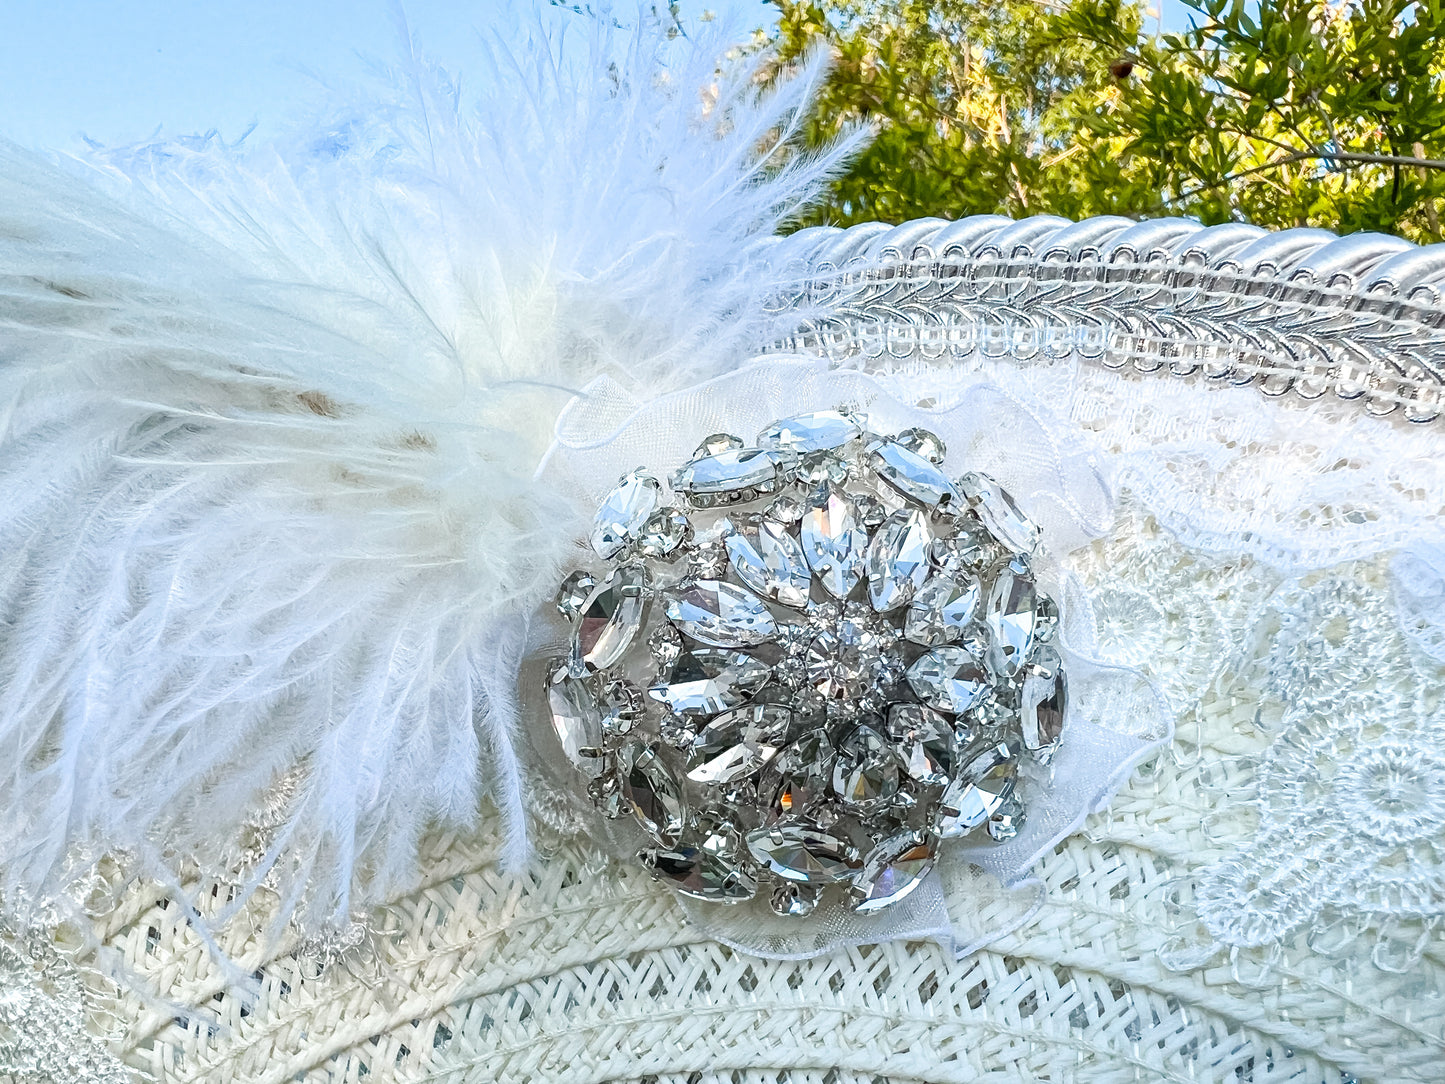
(0, 9), (861, 933)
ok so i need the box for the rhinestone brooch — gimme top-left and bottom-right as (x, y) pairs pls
(543, 411), (1066, 917)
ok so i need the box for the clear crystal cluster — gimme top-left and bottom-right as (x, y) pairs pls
(544, 411), (1067, 917)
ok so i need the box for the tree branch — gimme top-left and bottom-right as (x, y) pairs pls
(1151, 147), (1445, 213)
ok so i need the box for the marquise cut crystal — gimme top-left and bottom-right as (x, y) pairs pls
(641, 815), (757, 902)
(571, 565), (648, 673)
(673, 447), (779, 497)
(866, 508), (933, 612)
(985, 558), (1038, 678)
(687, 704), (795, 785)
(1021, 646), (1066, 752)
(665, 580), (776, 647)
(621, 743), (686, 845)
(959, 471), (1040, 554)
(590, 470), (662, 559)
(726, 520), (811, 608)
(648, 649), (772, 716)
(801, 487), (868, 598)
(746, 822), (860, 883)
(757, 410), (861, 453)
(547, 415), (1068, 918)
(546, 668), (605, 778)
(867, 440), (961, 509)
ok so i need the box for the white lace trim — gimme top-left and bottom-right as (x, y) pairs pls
(1394, 542), (1445, 663)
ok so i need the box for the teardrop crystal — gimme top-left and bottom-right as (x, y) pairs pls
(986, 793), (1027, 841)
(795, 449), (851, 486)
(831, 722), (901, 810)
(905, 645), (992, 714)
(637, 508), (689, 557)
(759, 731), (835, 824)
(851, 831), (935, 913)
(695, 433), (744, 457)
(892, 427), (946, 464)
(555, 570), (597, 620)
(937, 742), (1018, 837)
(904, 573), (981, 645)
(885, 703), (956, 786)
(770, 881), (823, 916)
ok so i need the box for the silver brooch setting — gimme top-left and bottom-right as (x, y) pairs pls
(543, 410), (1066, 917)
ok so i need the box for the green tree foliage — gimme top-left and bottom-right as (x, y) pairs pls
(765, 0), (1445, 240)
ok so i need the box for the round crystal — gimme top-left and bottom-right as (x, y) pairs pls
(764, 494), (806, 524)
(696, 432), (745, 457)
(770, 880), (823, 916)
(851, 491), (889, 529)
(556, 569), (597, 620)
(637, 508), (690, 557)
(796, 449), (851, 486)
(893, 427), (947, 464)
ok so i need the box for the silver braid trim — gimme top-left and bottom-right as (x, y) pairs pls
(762, 215), (1445, 424)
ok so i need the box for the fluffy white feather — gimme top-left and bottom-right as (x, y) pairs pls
(0, 9), (861, 933)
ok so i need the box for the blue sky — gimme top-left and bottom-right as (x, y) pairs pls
(0, 1), (776, 151)
(2, 1), (1186, 153)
